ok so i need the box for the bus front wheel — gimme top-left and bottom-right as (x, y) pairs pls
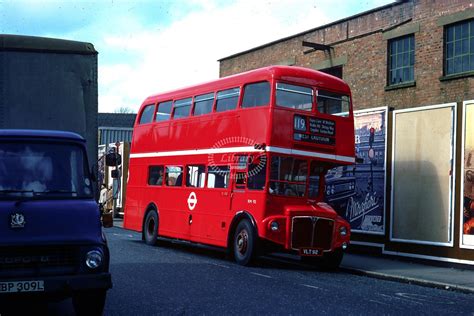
(320, 248), (344, 270)
(143, 210), (159, 246)
(302, 248), (343, 270)
(233, 219), (256, 266)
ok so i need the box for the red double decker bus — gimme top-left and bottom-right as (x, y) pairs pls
(124, 66), (354, 268)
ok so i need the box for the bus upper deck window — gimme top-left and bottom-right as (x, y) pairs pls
(139, 104), (155, 124)
(216, 88), (240, 112)
(156, 101), (172, 122)
(317, 90), (350, 117)
(173, 97), (192, 119)
(242, 82), (270, 108)
(194, 93), (214, 116)
(276, 83), (313, 111)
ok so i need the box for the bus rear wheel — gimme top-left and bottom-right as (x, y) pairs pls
(233, 219), (256, 266)
(143, 210), (158, 246)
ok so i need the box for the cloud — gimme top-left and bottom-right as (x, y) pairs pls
(2, 0), (395, 112)
(97, 0), (333, 112)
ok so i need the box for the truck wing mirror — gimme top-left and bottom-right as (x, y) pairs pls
(111, 169), (120, 179)
(90, 165), (97, 182)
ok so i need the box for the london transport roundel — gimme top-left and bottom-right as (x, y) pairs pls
(187, 192), (197, 211)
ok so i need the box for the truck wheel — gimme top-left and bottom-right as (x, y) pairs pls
(233, 219), (257, 266)
(73, 290), (106, 316)
(143, 210), (159, 246)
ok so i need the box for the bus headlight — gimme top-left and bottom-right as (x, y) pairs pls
(85, 250), (103, 269)
(339, 226), (347, 237)
(270, 221), (280, 232)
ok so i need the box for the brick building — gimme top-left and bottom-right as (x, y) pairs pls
(219, 0), (474, 264)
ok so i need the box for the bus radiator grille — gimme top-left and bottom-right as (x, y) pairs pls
(291, 216), (334, 250)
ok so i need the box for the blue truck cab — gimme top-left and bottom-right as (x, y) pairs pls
(0, 130), (112, 314)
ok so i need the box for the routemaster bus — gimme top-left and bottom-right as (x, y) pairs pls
(124, 66), (354, 269)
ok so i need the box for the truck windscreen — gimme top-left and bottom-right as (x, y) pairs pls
(0, 142), (93, 198)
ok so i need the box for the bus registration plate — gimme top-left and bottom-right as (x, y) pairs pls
(0, 280), (45, 293)
(299, 248), (323, 257)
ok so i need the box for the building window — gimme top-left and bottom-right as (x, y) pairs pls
(388, 35), (415, 85)
(445, 19), (474, 76)
(320, 66), (343, 79)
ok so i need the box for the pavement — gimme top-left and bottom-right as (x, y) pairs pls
(341, 253), (474, 294)
(111, 218), (474, 294)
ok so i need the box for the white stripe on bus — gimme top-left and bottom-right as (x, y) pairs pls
(129, 146), (355, 163)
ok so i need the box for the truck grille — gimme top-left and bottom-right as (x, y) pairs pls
(291, 216), (334, 250)
(0, 246), (80, 278)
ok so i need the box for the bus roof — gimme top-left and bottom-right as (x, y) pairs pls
(143, 66), (350, 105)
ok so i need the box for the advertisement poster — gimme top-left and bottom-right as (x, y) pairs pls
(462, 102), (474, 247)
(325, 108), (387, 234)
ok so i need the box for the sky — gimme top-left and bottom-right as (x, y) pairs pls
(1, 0), (394, 113)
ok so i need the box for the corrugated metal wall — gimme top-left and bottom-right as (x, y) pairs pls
(99, 127), (133, 145)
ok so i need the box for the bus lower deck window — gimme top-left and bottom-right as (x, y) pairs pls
(207, 166), (230, 188)
(166, 166), (183, 186)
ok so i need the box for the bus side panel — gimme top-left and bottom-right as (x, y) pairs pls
(152, 187), (191, 240)
(133, 109), (270, 155)
(189, 187), (232, 247)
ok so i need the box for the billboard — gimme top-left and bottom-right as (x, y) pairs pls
(391, 104), (455, 245)
(326, 107), (387, 234)
(462, 101), (474, 248)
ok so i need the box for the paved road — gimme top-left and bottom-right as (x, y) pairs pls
(104, 227), (474, 315)
(3, 227), (473, 315)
